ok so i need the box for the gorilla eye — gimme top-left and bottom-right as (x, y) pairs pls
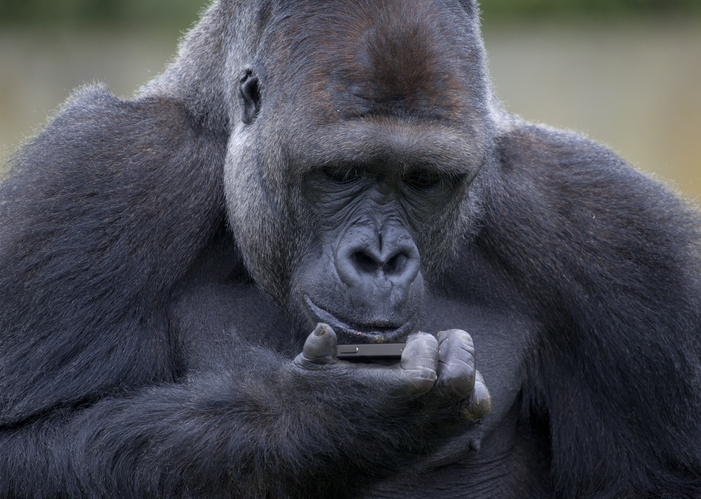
(404, 170), (442, 190)
(323, 166), (362, 184)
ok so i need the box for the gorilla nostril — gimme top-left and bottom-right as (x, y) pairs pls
(352, 251), (380, 274)
(351, 250), (411, 276)
(384, 252), (408, 275)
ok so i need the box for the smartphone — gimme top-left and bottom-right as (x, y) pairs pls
(336, 343), (405, 362)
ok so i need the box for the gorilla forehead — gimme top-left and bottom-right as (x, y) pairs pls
(284, 118), (485, 181)
(260, 0), (487, 124)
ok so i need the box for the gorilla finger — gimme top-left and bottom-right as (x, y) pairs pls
(436, 329), (476, 398)
(401, 332), (439, 370)
(294, 323), (337, 366)
(435, 356), (475, 399)
(397, 332), (439, 395)
(436, 329), (475, 361)
(460, 370), (491, 420)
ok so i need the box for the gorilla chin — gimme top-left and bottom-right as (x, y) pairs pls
(303, 295), (418, 344)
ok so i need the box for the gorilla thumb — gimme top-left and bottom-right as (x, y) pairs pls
(294, 323), (338, 365)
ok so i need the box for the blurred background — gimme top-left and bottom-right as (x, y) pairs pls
(1, 0), (700, 198)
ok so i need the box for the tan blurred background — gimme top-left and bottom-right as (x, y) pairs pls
(485, 21), (701, 200)
(1, 1), (700, 199)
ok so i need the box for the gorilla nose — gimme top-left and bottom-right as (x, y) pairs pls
(336, 230), (421, 293)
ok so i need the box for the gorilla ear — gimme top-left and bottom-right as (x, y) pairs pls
(238, 69), (261, 125)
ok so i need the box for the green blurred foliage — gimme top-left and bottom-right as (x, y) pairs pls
(483, 0), (701, 20)
(0, 0), (698, 27)
(0, 0), (205, 27)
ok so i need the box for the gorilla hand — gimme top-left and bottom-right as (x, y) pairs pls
(294, 323), (491, 421)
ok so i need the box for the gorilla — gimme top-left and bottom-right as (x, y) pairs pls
(1, 0), (700, 497)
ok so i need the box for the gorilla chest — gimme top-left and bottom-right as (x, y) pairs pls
(170, 237), (542, 496)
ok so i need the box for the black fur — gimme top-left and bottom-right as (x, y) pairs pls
(1, 1), (700, 498)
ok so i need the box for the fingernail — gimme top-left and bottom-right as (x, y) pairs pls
(313, 323), (327, 337)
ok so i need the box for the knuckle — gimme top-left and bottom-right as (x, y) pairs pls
(403, 333), (438, 359)
(405, 369), (437, 394)
(439, 366), (474, 398)
(437, 329), (474, 353)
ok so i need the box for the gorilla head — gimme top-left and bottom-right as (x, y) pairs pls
(224, 0), (494, 343)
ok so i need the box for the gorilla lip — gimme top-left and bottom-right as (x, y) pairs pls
(303, 295), (417, 343)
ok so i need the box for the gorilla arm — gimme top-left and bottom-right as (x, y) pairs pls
(0, 329), (488, 497)
(0, 88), (488, 498)
(479, 122), (701, 496)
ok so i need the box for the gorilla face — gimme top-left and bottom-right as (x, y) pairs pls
(225, 0), (494, 343)
(296, 151), (467, 343)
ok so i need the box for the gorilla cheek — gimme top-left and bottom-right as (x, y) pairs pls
(224, 131), (295, 302)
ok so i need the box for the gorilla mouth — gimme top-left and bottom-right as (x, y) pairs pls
(303, 296), (418, 344)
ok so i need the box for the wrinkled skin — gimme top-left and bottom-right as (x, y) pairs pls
(1, 0), (701, 498)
